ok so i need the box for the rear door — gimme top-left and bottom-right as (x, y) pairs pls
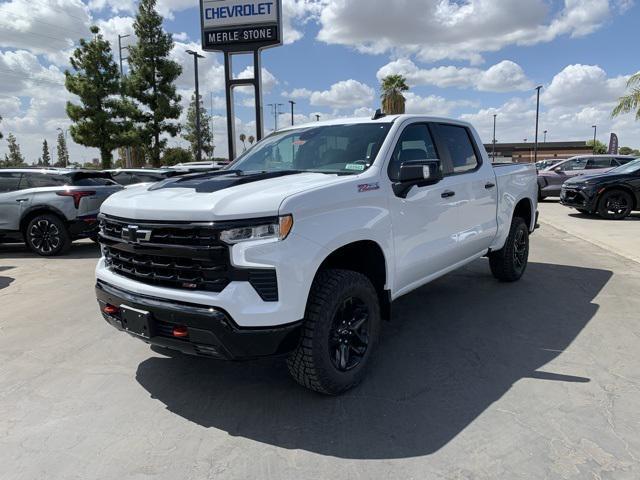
(585, 157), (616, 174)
(431, 123), (498, 258)
(0, 172), (27, 230)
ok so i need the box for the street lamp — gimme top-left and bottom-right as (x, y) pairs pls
(186, 49), (206, 162)
(492, 114), (497, 161)
(289, 100), (296, 126)
(543, 130), (548, 144)
(592, 125), (597, 154)
(533, 85), (542, 164)
(315, 114), (320, 122)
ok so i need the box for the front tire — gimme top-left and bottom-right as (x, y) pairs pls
(287, 269), (381, 395)
(597, 190), (633, 220)
(24, 214), (71, 256)
(489, 217), (529, 282)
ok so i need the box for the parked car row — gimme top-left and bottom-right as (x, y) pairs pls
(0, 162), (228, 255)
(535, 154), (640, 220)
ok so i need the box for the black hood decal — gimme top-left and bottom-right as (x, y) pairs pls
(148, 170), (306, 193)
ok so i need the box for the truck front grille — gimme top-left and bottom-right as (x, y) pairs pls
(99, 216), (278, 300)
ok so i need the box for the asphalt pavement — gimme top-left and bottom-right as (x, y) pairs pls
(0, 205), (639, 479)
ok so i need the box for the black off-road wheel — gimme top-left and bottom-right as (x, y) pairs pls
(597, 190), (633, 220)
(24, 214), (71, 256)
(489, 217), (529, 282)
(287, 269), (381, 395)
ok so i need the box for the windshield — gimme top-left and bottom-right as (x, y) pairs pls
(229, 123), (392, 174)
(610, 158), (640, 174)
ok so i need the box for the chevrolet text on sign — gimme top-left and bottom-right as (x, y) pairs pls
(200, 0), (281, 51)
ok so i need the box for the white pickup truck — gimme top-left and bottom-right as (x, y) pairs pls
(96, 114), (537, 394)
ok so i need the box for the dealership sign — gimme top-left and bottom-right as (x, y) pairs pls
(200, 0), (282, 52)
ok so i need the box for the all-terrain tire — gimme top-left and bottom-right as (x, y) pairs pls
(489, 217), (529, 282)
(24, 214), (71, 256)
(287, 269), (381, 395)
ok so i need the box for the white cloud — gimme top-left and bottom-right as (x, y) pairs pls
(308, 79), (375, 109)
(377, 59), (532, 92)
(282, 88), (313, 99)
(0, 0), (91, 64)
(317, 0), (622, 64)
(237, 66), (279, 93)
(405, 92), (477, 116)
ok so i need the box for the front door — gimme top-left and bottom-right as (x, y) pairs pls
(0, 173), (27, 231)
(387, 123), (462, 294)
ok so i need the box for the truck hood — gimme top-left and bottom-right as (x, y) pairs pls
(100, 170), (351, 221)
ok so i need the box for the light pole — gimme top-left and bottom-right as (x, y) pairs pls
(289, 100), (296, 126)
(492, 114), (497, 161)
(186, 49), (206, 162)
(534, 85), (542, 164)
(592, 125), (597, 153)
(267, 103), (284, 131)
(118, 33), (132, 168)
(315, 114), (320, 122)
(56, 127), (68, 168)
(543, 130), (547, 144)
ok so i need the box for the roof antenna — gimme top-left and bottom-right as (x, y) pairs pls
(371, 109), (385, 120)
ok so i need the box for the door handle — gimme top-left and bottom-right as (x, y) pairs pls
(441, 190), (456, 198)
(485, 182), (496, 189)
(15, 198), (28, 203)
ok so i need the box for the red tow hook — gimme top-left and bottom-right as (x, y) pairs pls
(172, 326), (189, 338)
(103, 304), (120, 316)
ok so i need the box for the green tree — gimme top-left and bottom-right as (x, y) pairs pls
(162, 146), (192, 166)
(0, 115), (3, 141)
(380, 74), (409, 115)
(41, 139), (51, 166)
(182, 93), (214, 160)
(247, 135), (255, 146)
(65, 26), (134, 169)
(55, 131), (70, 167)
(126, 0), (182, 167)
(612, 73), (640, 120)
(5, 133), (25, 166)
(587, 139), (608, 154)
(619, 146), (640, 156)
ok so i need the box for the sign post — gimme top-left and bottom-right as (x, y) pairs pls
(199, 0), (283, 160)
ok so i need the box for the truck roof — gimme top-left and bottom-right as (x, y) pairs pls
(277, 114), (474, 132)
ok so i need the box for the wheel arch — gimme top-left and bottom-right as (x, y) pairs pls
(20, 205), (69, 234)
(513, 197), (534, 232)
(313, 240), (392, 321)
(595, 185), (637, 210)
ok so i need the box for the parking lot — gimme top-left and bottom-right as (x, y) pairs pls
(1, 202), (639, 479)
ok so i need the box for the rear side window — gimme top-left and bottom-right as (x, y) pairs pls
(388, 124), (438, 181)
(72, 176), (118, 186)
(586, 158), (615, 169)
(134, 173), (164, 183)
(435, 124), (479, 174)
(109, 172), (134, 185)
(0, 172), (22, 192)
(615, 157), (633, 165)
(22, 173), (69, 188)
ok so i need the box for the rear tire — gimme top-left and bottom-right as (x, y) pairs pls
(287, 269), (381, 395)
(576, 208), (591, 215)
(597, 190), (633, 220)
(489, 217), (529, 282)
(24, 214), (71, 256)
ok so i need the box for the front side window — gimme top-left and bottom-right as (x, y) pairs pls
(388, 124), (438, 181)
(435, 124), (479, 174)
(0, 172), (22, 192)
(559, 158), (588, 171)
(230, 123), (392, 175)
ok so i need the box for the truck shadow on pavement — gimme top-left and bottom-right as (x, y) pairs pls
(135, 260), (611, 459)
(0, 266), (14, 290)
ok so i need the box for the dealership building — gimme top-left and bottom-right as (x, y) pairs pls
(483, 141), (592, 163)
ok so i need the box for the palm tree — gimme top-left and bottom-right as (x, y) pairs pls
(612, 72), (640, 120)
(247, 135), (255, 145)
(239, 133), (247, 152)
(380, 74), (409, 115)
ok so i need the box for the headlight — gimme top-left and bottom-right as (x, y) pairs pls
(219, 215), (293, 244)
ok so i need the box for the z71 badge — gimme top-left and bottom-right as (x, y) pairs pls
(358, 182), (380, 192)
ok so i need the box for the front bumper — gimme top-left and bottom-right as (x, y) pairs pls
(96, 280), (302, 360)
(560, 186), (598, 211)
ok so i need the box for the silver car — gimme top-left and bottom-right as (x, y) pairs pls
(0, 168), (122, 256)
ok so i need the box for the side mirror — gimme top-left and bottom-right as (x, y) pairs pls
(393, 159), (443, 198)
(553, 166), (563, 173)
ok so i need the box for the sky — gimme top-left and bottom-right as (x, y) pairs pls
(0, 0), (638, 163)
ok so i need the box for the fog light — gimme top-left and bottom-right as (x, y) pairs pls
(172, 326), (189, 338)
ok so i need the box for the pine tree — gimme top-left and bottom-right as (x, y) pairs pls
(41, 139), (51, 166)
(55, 131), (70, 167)
(182, 93), (213, 160)
(126, 0), (182, 166)
(6, 133), (25, 166)
(65, 26), (134, 169)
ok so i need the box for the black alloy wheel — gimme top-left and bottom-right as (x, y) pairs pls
(25, 214), (71, 256)
(598, 190), (633, 220)
(512, 228), (528, 271)
(328, 297), (370, 371)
